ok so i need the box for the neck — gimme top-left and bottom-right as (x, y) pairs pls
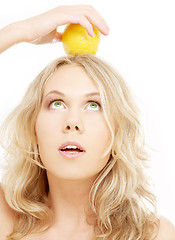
(47, 174), (97, 228)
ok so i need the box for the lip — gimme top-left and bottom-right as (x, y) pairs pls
(59, 150), (85, 159)
(58, 141), (86, 159)
(59, 141), (86, 152)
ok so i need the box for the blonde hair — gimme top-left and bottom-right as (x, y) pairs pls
(0, 55), (159, 239)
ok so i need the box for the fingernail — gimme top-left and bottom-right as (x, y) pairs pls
(105, 27), (110, 35)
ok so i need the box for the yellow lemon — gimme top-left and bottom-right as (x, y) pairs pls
(62, 23), (100, 55)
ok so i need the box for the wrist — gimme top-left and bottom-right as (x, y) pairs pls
(0, 23), (23, 53)
(7, 22), (26, 44)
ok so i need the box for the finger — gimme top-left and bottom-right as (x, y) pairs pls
(87, 15), (110, 36)
(81, 6), (110, 35)
(87, 16), (110, 35)
(33, 30), (61, 45)
(77, 17), (95, 37)
(56, 32), (62, 42)
(69, 16), (95, 37)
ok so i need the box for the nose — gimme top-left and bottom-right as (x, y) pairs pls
(62, 112), (84, 134)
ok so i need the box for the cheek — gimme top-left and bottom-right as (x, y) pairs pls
(35, 111), (111, 147)
(88, 118), (111, 153)
(91, 115), (111, 139)
(35, 112), (60, 144)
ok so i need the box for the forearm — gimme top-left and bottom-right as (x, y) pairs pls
(0, 22), (25, 53)
(0, 5), (109, 53)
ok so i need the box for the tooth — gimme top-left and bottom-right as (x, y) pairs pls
(65, 145), (77, 149)
(64, 145), (78, 149)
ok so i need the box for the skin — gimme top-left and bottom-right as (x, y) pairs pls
(34, 64), (112, 238)
(35, 65), (111, 181)
(0, 4), (175, 240)
(0, 5), (110, 53)
(0, 5), (111, 239)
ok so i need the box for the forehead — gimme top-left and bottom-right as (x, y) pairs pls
(43, 64), (99, 96)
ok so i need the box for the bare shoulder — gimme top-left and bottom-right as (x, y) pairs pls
(0, 184), (15, 239)
(155, 216), (175, 240)
(0, 184), (12, 217)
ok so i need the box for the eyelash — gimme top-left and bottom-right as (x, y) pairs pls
(47, 98), (101, 109)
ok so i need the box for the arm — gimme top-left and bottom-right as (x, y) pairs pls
(0, 5), (110, 53)
(0, 23), (25, 53)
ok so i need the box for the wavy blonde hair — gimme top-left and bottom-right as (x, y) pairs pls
(0, 55), (159, 239)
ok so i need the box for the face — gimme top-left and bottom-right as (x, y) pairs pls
(35, 64), (111, 181)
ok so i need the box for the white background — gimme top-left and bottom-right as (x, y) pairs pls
(0, 0), (175, 225)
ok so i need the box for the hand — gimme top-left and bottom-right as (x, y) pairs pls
(16, 5), (110, 45)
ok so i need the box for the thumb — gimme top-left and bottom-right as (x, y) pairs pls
(32, 30), (62, 45)
(55, 32), (62, 42)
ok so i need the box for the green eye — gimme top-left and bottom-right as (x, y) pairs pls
(50, 101), (63, 109)
(53, 101), (61, 107)
(49, 100), (100, 110)
(87, 102), (100, 111)
(90, 103), (98, 108)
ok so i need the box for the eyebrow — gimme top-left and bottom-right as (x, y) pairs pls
(44, 90), (100, 99)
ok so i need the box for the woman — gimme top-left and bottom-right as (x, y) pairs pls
(0, 5), (174, 240)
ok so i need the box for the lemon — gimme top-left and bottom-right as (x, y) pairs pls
(62, 23), (100, 55)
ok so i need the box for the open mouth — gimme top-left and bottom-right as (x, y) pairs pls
(59, 142), (86, 158)
(59, 147), (85, 159)
(60, 148), (84, 152)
